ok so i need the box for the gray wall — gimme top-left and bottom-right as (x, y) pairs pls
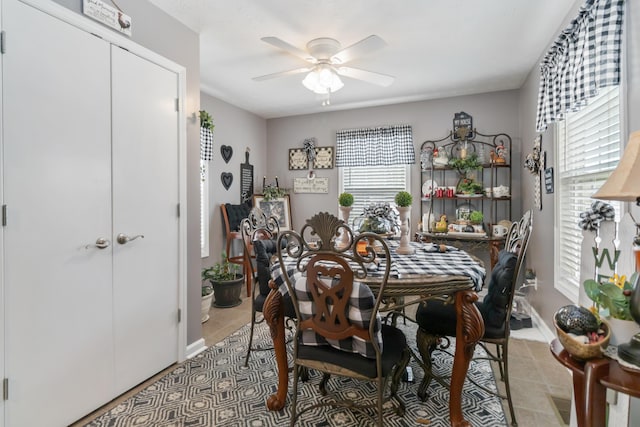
(200, 93), (267, 268)
(517, 0), (640, 332)
(52, 0), (203, 345)
(266, 90), (522, 267)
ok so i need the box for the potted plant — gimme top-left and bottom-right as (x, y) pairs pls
(338, 192), (354, 247)
(395, 191), (414, 254)
(469, 210), (484, 225)
(449, 154), (483, 195)
(338, 192), (354, 207)
(202, 251), (244, 308)
(355, 202), (399, 234)
(201, 282), (214, 322)
(263, 185), (288, 201)
(394, 191), (413, 207)
(583, 272), (640, 345)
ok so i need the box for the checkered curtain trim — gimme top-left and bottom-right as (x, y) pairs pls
(335, 124), (415, 167)
(200, 127), (214, 161)
(535, 0), (624, 132)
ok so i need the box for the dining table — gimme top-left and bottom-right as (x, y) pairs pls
(262, 239), (487, 427)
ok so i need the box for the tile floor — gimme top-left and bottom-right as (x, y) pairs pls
(74, 295), (572, 426)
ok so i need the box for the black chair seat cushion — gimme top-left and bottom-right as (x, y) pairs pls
(253, 239), (296, 318)
(416, 250), (518, 340)
(297, 324), (407, 378)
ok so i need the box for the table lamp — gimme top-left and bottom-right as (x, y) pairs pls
(592, 130), (640, 366)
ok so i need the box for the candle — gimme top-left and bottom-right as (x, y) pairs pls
(275, 176), (279, 188)
(263, 176), (266, 189)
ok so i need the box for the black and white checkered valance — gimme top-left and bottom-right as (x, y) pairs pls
(200, 127), (214, 161)
(536, 0), (625, 132)
(335, 124), (415, 167)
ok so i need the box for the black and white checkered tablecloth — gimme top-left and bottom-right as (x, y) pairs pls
(272, 240), (485, 294)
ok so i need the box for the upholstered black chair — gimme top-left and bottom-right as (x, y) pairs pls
(221, 202), (252, 294)
(240, 208), (296, 367)
(277, 212), (410, 426)
(415, 210), (532, 427)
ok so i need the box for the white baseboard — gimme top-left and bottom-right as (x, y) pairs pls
(185, 338), (207, 359)
(531, 305), (556, 342)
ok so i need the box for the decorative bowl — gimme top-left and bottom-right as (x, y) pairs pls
(554, 317), (610, 361)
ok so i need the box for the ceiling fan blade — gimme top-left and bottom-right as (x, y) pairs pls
(252, 67), (311, 81)
(336, 66), (394, 87)
(260, 37), (316, 63)
(330, 35), (387, 64)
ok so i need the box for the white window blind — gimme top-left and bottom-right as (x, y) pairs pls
(555, 86), (621, 301)
(340, 165), (410, 223)
(200, 160), (210, 258)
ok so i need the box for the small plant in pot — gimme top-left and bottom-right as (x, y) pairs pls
(394, 191), (413, 207)
(202, 251), (244, 308)
(338, 192), (354, 207)
(201, 282), (214, 323)
(469, 210), (483, 225)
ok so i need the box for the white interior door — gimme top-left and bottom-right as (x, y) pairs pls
(111, 46), (180, 392)
(2, 1), (114, 426)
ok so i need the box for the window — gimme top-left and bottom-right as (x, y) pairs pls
(555, 86), (621, 301)
(200, 160), (210, 258)
(340, 164), (411, 222)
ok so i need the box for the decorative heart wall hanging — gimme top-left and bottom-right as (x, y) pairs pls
(221, 145), (233, 163)
(221, 172), (233, 190)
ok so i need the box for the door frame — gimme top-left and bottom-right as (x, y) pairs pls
(0, 0), (188, 378)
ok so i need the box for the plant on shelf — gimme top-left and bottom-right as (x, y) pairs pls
(457, 178), (483, 195)
(449, 153), (482, 177)
(469, 210), (484, 224)
(262, 185), (288, 201)
(584, 273), (638, 320)
(449, 153), (483, 194)
(394, 191), (413, 207)
(338, 192), (354, 207)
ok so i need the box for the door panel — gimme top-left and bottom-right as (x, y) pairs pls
(3, 1), (114, 426)
(111, 46), (180, 392)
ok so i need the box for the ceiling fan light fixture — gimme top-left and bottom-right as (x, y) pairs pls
(302, 65), (344, 94)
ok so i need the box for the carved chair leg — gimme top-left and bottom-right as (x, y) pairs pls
(416, 327), (440, 401)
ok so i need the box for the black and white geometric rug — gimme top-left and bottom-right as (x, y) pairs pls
(85, 321), (506, 426)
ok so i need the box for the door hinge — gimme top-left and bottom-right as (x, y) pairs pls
(177, 203), (180, 218)
(175, 98), (180, 112)
(2, 204), (7, 226)
(1, 31), (6, 54)
(177, 308), (182, 323)
(3, 378), (8, 401)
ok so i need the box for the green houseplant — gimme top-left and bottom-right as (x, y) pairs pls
(584, 273), (638, 321)
(338, 192), (354, 207)
(394, 191), (413, 207)
(469, 210), (484, 224)
(202, 251), (244, 308)
(449, 154), (483, 194)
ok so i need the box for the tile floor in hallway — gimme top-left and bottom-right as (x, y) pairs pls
(74, 294), (572, 426)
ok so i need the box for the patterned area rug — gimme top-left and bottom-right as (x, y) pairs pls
(86, 321), (506, 426)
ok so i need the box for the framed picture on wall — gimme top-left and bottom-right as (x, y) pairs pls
(252, 194), (292, 231)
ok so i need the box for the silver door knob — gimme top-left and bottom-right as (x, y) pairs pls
(86, 237), (111, 249)
(117, 233), (144, 244)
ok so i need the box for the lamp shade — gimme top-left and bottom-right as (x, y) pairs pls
(302, 64), (344, 95)
(592, 130), (640, 202)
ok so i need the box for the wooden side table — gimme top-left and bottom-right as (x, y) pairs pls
(550, 338), (640, 427)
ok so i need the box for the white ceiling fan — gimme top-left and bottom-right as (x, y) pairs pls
(253, 35), (394, 104)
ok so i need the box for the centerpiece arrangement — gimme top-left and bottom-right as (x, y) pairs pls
(354, 202), (399, 235)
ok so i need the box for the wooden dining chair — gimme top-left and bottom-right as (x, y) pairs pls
(414, 210), (532, 427)
(276, 212), (410, 426)
(220, 202), (252, 294)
